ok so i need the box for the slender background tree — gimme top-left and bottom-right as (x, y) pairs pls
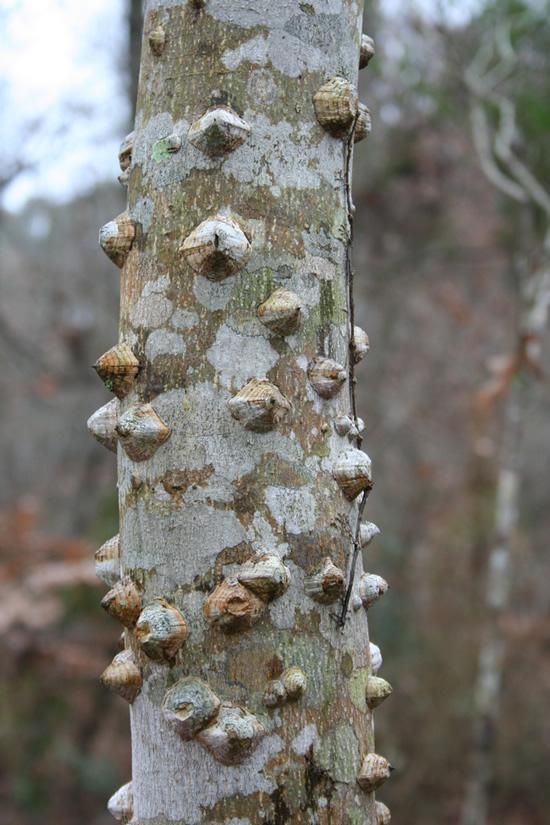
(461, 10), (550, 825)
(126, 0), (144, 127)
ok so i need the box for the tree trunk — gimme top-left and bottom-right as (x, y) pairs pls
(461, 390), (521, 825)
(127, 0), (144, 127)
(463, 25), (550, 823)
(461, 244), (550, 825)
(94, 3), (389, 823)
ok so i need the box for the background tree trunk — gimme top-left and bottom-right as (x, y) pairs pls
(461, 20), (550, 824)
(99, 2), (387, 823)
(127, 0), (144, 127)
(461, 387), (521, 825)
(461, 244), (550, 825)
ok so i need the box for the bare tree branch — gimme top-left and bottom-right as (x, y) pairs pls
(466, 18), (550, 217)
(469, 104), (527, 201)
(494, 99), (550, 217)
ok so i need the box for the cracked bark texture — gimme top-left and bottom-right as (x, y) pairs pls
(115, 2), (377, 823)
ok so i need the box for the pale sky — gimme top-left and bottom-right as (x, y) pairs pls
(0, 0), (485, 213)
(383, 0), (484, 27)
(0, 0), (127, 211)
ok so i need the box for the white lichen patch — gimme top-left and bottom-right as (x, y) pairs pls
(152, 482), (172, 502)
(223, 31), (325, 78)
(171, 308), (199, 329)
(132, 197), (154, 234)
(269, 562), (306, 630)
(124, 329), (139, 350)
(207, 0), (344, 30)
(183, 477), (235, 506)
(304, 454), (324, 477)
(246, 513), (288, 557)
(123, 502), (247, 588)
(295, 354), (309, 373)
(207, 325), (278, 389)
(150, 384), (306, 486)
(291, 723), (320, 756)
(303, 224), (344, 262)
(130, 294), (173, 328)
(130, 277), (173, 329)
(223, 115), (337, 192)
(143, 275), (170, 296)
(145, 329), (186, 361)
(300, 252), (339, 283)
(193, 274), (236, 311)
(265, 486), (316, 535)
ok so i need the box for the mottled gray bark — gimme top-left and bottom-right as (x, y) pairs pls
(93, 3), (389, 824)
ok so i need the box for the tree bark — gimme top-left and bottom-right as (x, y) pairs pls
(96, 3), (388, 823)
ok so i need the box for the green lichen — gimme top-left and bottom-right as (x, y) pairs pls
(317, 724), (361, 784)
(152, 136), (177, 162)
(347, 805), (369, 825)
(226, 267), (276, 331)
(279, 635), (338, 708)
(319, 278), (335, 325)
(303, 277), (348, 347)
(348, 667), (369, 711)
(308, 435), (331, 459)
(341, 652), (354, 678)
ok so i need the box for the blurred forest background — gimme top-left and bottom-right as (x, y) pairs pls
(1, 1), (549, 824)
